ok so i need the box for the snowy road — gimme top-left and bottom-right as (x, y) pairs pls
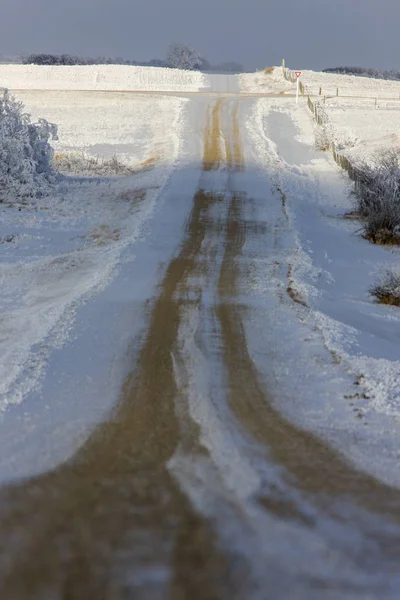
(2, 73), (400, 598)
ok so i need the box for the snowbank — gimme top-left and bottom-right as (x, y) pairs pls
(0, 64), (207, 92)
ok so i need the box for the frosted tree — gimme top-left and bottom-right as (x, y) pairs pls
(0, 89), (58, 204)
(166, 43), (204, 70)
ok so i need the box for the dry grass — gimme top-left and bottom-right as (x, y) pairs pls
(53, 152), (135, 177)
(370, 269), (400, 306)
(286, 265), (307, 307)
(363, 228), (400, 245)
(263, 67), (275, 75)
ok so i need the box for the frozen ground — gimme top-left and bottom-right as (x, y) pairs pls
(2, 66), (400, 489)
(295, 68), (400, 98)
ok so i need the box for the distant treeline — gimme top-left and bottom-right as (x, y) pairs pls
(22, 53), (245, 72)
(23, 54), (159, 66)
(323, 66), (400, 81)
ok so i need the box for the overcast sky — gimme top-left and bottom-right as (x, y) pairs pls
(1, 0), (398, 70)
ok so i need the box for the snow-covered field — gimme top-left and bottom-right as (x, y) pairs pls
(0, 64), (207, 91)
(240, 68), (293, 94)
(300, 68), (400, 98)
(315, 97), (400, 162)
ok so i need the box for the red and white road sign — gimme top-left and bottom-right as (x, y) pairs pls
(295, 71), (302, 78)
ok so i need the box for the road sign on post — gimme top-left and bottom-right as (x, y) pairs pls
(295, 71), (302, 104)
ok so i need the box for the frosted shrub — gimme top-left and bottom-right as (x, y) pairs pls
(370, 269), (400, 306)
(0, 89), (58, 204)
(166, 43), (204, 70)
(315, 125), (330, 151)
(353, 149), (400, 243)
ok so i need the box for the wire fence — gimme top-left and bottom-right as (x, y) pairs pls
(307, 93), (359, 183)
(282, 59), (359, 183)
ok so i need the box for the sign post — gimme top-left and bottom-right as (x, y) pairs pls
(295, 71), (302, 104)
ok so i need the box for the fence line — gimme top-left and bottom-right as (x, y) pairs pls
(306, 95), (358, 184)
(282, 59), (305, 95)
(282, 59), (358, 184)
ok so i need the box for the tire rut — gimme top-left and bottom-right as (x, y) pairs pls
(0, 102), (237, 600)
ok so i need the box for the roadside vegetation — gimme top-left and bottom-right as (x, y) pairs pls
(0, 88), (57, 204)
(352, 149), (400, 244)
(370, 269), (400, 306)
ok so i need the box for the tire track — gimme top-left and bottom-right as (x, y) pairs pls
(214, 106), (400, 542)
(0, 101), (237, 600)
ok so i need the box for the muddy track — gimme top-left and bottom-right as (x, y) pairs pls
(2, 97), (400, 599)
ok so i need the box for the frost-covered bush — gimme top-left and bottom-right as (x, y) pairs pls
(370, 269), (400, 306)
(353, 149), (400, 243)
(315, 125), (330, 151)
(0, 89), (58, 203)
(166, 43), (205, 70)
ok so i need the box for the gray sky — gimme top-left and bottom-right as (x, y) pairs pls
(1, 0), (399, 70)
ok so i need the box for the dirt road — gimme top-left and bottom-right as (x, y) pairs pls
(1, 96), (400, 599)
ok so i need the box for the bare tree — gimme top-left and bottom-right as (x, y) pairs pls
(166, 43), (204, 70)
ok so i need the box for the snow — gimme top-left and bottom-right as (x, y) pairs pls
(240, 67), (293, 94)
(0, 91), (186, 415)
(3, 65), (400, 490)
(0, 64), (207, 92)
(314, 97), (400, 163)
(300, 68), (400, 98)
(246, 96), (400, 486)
